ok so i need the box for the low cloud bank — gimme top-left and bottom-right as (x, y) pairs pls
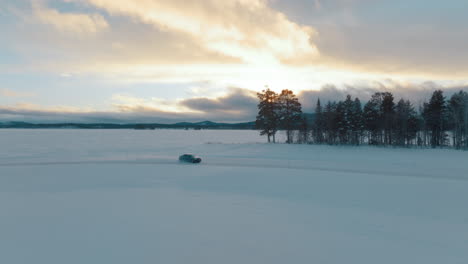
(0, 88), (258, 124)
(1, 84), (468, 123)
(299, 82), (468, 112)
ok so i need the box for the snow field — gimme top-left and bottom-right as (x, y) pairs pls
(1, 129), (468, 264)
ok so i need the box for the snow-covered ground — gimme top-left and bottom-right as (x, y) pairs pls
(1, 129), (468, 264)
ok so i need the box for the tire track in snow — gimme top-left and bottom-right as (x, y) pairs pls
(0, 157), (467, 182)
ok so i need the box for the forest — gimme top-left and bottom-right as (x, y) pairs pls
(256, 88), (468, 149)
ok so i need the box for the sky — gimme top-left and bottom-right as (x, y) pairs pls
(1, 0), (468, 123)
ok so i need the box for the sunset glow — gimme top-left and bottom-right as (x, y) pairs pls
(1, 0), (467, 122)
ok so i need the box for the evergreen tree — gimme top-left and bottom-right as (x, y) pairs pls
(255, 87), (466, 149)
(448, 91), (468, 149)
(351, 98), (364, 145)
(298, 116), (309, 144)
(394, 99), (418, 146)
(394, 99), (407, 146)
(277, 89), (303, 144)
(407, 107), (422, 146)
(364, 93), (383, 145)
(381, 92), (395, 145)
(313, 99), (325, 144)
(324, 101), (337, 144)
(420, 102), (430, 146)
(423, 90), (447, 148)
(334, 101), (347, 144)
(342, 95), (354, 144)
(256, 88), (279, 143)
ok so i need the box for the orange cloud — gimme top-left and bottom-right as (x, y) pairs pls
(72, 0), (318, 64)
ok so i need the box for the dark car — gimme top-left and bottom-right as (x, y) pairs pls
(179, 154), (202, 163)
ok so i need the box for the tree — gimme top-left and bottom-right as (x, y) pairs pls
(364, 93), (383, 145)
(381, 92), (395, 145)
(256, 88), (279, 143)
(277, 89), (303, 144)
(407, 107), (422, 146)
(351, 97), (364, 145)
(335, 101), (347, 144)
(254, 87), (466, 149)
(420, 102), (429, 146)
(423, 90), (447, 148)
(313, 99), (325, 144)
(394, 99), (418, 146)
(448, 91), (468, 149)
(297, 116), (309, 144)
(341, 95), (354, 144)
(324, 101), (338, 144)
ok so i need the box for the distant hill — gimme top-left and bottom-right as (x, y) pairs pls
(0, 113), (316, 130)
(0, 121), (256, 130)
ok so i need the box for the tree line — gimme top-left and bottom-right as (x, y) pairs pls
(256, 88), (468, 149)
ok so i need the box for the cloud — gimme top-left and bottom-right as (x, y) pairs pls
(72, 0), (318, 64)
(111, 94), (195, 114)
(180, 88), (257, 116)
(111, 87), (258, 121)
(0, 88), (259, 123)
(4, 0), (468, 83)
(9, 0), (466, 86)
(0, 102), (195, 124)
(277, 0), (468, 78)
(2, 83), (468, 123)
(10, 3), (240, 74)
(298, 81), (468, 112)
(311, 26), (468, 79)
(1, 89), (35, 98)
(32, 1), (109, 34)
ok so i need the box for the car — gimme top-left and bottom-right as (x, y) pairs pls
(179, 154), (202, 163)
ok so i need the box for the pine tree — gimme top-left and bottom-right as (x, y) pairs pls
(256, 88), (279, 143)
(277, 89), (303, 144)
(324, 102), (337, 144)
(381, 92), (395, 145)
(448, 91), (468, 149)
(364, 93), (383, 145)
(298, 116), (309, 144)
(407, 102), (422, 146)
(394, 99), (418, 146)
(423, 90), (447, 148)
(313, 99), (325, 144)
(420, 102), (429, 146)
(342, 95), (354, 144)
(255, 87), (467, 149)
(335, 101), (347, 144)
(352, 98), (364, 145)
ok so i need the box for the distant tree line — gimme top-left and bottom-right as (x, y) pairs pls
(256, 88), (468, 149)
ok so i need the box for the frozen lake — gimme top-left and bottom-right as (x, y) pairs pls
(1, 129), (468, 264)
